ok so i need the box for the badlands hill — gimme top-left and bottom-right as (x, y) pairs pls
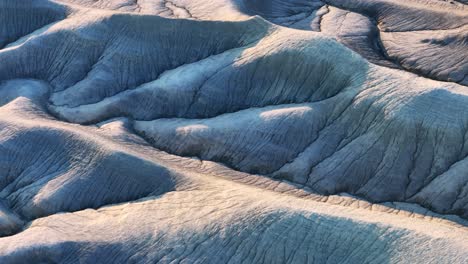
(0, 0), (467, 263)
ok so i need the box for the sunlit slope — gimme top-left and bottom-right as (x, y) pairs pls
(0, 0), (467, 263)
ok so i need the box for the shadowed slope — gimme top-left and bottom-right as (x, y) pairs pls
(0, 80), (181, 224)
(0, 0), (68, 48)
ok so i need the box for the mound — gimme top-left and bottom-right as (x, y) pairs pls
(0, 0), (467, 263)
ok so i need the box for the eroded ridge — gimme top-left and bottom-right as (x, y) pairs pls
(0, 0), (467, 263)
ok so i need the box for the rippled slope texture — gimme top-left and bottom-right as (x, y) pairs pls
(0, 0), (467, 263)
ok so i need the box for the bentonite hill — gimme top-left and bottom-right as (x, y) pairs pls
(0, 0), (467, 263)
